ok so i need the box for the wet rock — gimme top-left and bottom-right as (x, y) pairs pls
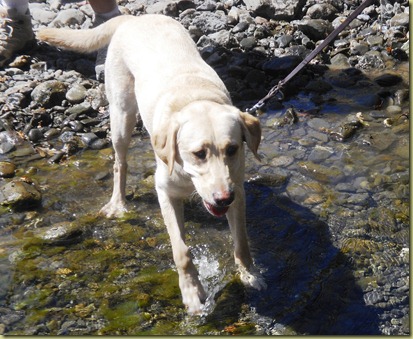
(0, 180), (42, 210)
(374, 74), (403, 87)
(65, 84), (88, 104)
(80, 132), (98, 146)
(65, 101), (94, 116)
(31, 80), (67, 108)
(44, 128), (60, 140)
(330, 53), (350, 67)
(270, 155), (294, 168)
(297, 161), (343, 183)
(308, 146), (333, 163)
(262, 55), (302, 76)
(37, 221), (84, 245)
(294, 19), (333, 41)
(0, 161), (16, 178)
(0, 140), (15, 154)
(27, 128), (44, 143)
(232, 21), (248, 34)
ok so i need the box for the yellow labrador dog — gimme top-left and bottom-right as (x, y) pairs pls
(38, 14), (266, 314)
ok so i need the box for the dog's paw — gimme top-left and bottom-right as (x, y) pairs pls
(182, 289), (205, 315)
(238, 265), (267, 291)
(179, 272), (207, 315)
(99, 201), (127, 219)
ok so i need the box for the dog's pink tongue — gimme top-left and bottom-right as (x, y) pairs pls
(204, 201), (229, 217)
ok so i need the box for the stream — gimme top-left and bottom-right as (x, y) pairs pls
(0, 62), (409, 334)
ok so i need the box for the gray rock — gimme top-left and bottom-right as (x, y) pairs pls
(31, 80), (67, 108)
(294, 19), (334, 41)
(207, 30), (235, 47)
(240, 36), (257, 50)
(0, 180), (42, 210)
(0, 140), (16, 155)
(276, 34), (293, 48)
(81, 132), (99, 146)
(330, 53), (350, 67)
(306, 3), (338, 20)
(227, 6), (240, 24)
(66, 84), (88, 104)
(29, 4), (57, 24)
(65, 101), (94, 116)
(350, 40), (369, 56)
(232, 21), (249, 33)
(243, 0), (306, 20)
(51, 8), (85, 27)
(390, 13), (409, 27)
(190, 11), (227, 34)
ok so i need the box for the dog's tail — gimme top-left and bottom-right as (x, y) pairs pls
(37, 15), (134, 53)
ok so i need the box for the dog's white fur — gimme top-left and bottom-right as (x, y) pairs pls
(38, 14), (266, 314)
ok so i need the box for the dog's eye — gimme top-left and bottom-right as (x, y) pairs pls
(193, 150), (206, 160)
(226, 145), (238, 157)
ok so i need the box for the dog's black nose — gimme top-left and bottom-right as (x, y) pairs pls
(213, 190), (235, 207)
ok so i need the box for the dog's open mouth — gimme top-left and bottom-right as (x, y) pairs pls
(203, 201), (229, 217)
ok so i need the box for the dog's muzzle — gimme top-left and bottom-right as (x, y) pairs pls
(203, 190), (235, 217)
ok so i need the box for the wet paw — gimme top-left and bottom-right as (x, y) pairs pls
(99, 201), (127, 218)
(238, 266), (267, 291)
(179, 273), (207, 315)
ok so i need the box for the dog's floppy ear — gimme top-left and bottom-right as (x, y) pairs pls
(151, 119), (179, 175)
(239, 112), (262, 161)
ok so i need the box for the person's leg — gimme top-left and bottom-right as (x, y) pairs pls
(88, 0), (119, 17)
(88, 0), (121, 81)
(0, 0), (29, 14)
(0, 0), (34, 67)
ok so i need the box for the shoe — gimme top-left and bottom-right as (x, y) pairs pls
(0, 7), (35, 67)
(92, 11), (121, 82)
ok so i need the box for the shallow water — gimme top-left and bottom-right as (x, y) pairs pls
(0, 64), (409, 335)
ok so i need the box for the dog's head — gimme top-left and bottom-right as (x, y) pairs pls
(151, 102), (261, 217)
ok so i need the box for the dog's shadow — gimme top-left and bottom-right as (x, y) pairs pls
(205, 182), (382, 335)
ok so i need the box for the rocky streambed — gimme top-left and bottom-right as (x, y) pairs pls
(0, 0), (409, 335)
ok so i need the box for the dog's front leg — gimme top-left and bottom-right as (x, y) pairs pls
(227, 189), (267, 291)
(156, 187), (207, 314)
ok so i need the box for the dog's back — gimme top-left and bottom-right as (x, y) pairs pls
(38, 14), (203, 65)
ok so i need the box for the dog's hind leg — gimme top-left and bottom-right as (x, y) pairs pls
(100, 69), (138, 218)
(100, 103), (137, 218)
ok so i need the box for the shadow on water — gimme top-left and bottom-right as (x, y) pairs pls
(241, 182), (382, 335)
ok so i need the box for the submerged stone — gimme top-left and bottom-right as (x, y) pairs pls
(37, 221), (84, 244)
(0, 161), (16, 178)
(0, 180), (42, 210)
